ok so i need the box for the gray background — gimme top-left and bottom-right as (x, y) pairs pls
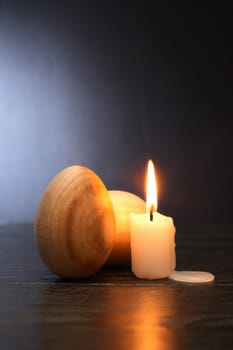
(0, 1), (232, 224)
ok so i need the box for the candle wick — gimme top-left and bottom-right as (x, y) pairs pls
(149, 204), (155, 221)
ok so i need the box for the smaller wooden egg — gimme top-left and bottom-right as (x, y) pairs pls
(106, 190), (146, 265)
(35, 166), (115, 279)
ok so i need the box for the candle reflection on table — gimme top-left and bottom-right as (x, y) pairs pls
(106, 285), (178, 350)
(130, 290), (175, 350)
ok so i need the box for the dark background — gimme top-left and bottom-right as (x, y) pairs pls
(0, 1), (232, 224)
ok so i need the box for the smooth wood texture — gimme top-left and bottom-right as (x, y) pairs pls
(35, 166), (115, 279)
(0, 223), (233, 350)
(107, 190), (145, 265)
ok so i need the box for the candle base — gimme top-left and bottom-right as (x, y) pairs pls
(132, 268), (171, 280)
(133, 274), (169, 280)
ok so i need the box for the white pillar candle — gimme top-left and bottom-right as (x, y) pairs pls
(130, 212), (176, 279)
(130, 160), (176, 280)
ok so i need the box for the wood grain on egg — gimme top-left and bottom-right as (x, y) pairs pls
(35, 166), (115, 279)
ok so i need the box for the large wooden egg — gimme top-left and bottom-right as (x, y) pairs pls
(35, 166), (116, 279)
(106, 190), (146, 265)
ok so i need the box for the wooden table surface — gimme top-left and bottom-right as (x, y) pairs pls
(0, 223), (233, 350)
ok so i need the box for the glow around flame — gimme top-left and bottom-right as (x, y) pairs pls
(146, 159), (158, 213)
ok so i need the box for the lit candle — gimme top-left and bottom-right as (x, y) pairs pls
(130, 160), (176, 279)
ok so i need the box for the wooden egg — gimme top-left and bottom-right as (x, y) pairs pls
(106, 190), (146, 265)
(35, 166), (116, 279)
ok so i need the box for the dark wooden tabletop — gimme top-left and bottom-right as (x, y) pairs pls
(0, 223), (233, 350)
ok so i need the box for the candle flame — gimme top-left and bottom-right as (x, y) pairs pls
(146, 160), (158, 214)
